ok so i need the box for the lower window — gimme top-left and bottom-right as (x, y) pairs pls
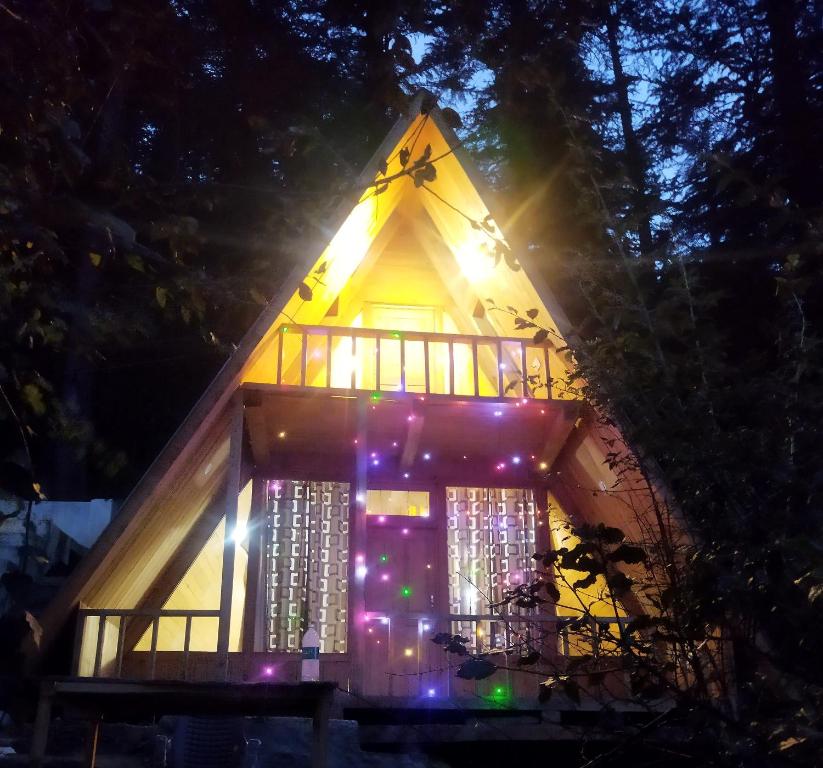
(264, 479), (349, 653)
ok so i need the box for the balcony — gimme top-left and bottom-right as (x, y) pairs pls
(267, 324), (558, 400)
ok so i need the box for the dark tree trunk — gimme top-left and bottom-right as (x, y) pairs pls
(603, 1), (654, 258)
(763, 0), (820, 209)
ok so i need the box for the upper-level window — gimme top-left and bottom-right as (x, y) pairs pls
(366, 489), (430, 517)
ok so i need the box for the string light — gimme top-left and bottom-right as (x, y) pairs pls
(404, 648), (414, 657)
(512, 456), (521, 465)
(401, 586), (412, 598)
(278, 431), (286, 439)
(422, 452), (431, 461)
(494, 410), (503, 417)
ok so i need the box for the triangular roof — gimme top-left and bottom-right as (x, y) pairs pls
(37, 90), (581, 645)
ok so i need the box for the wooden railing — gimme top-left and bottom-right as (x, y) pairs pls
(272, 324), (554, 399)
(445, 613), (629, 657)
(75, 608), (221, 680)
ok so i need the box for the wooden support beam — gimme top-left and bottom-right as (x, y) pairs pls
(216, 395), (245, 676)
(241, 478), (267, 655)
(30, 682), (54, 767)
(349, 397), (369, 693)
(538, 407), (581, 471)
(311, 686), (334, 768)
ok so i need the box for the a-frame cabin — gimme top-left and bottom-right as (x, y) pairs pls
(37, 91), (656, 708)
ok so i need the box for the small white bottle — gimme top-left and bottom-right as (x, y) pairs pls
(301, 624), (321, 682)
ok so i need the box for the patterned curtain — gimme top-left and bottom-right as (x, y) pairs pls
(265, 480), (349, 653)
(447, 487), (537, 639)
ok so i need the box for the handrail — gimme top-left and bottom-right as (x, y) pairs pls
(76, 608), (221, 680)
(272, 323), (553, 400)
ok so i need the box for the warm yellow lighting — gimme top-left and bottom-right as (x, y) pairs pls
(404, 648), (414, 657)
(477, 627), (484, 637)
(539, 461), (548, 470)
(453, 235), (497, 284)
(278, 431), (287, 439)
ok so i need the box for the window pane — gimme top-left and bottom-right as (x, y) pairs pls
(265, 480), (350, 653)
(366, 489), (430, 517)
(446, 487), (537, 614)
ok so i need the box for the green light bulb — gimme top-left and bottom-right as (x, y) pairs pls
(401, 586), (412, 598)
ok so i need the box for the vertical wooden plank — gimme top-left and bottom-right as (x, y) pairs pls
(92, 614), (105, 678)
(520, 342), (529, 398)
(115, 615), (126, 679)
(183, 615), (192, 680)
(375, 336), (381, 391)
(217, 394), (245, 677)
(496, 340), (504, 397)
(149, 618), (159, 680)
(300, 330), (308, 387)
(544, 346), (552, 399)
(471, 340), (479, 397)
(72, 610), (86, 676)
(350, 335), (357, 390)
(29, 681), (54, 768)
(325, 332), (332, 388)
(311, 688), (333, 768)
(276, 328), (284, 385)
(423, 339), (430, 394)
(242, 478), (266, 656)
(399, 336), (406, 393)
(448, 340), (455, 395)
(85, 719), (101, 768)
(350, 397), (369, 694)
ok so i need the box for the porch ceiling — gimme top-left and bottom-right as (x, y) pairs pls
(242, 385), (580, 480)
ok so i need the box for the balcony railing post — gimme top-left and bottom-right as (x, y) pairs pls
(300, 330), (308, 387)
(183, 615), (192, 681)
(349, 335), (356, 389)
(149, 617), (159, 680)
(472, 340), (480, 397)
(116, 615), (126, 678)
(93, 613), (105, 677)
(544, 346), (551, 398)
(423, 339), (430, 394)
(325, 332), (332, 388)
(276, 328), (284, 385)
(496, 340), (504, 397)
(400, 336), (406, 393)
(375, 336), (381, 390)
(520, 342), (529, 398)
